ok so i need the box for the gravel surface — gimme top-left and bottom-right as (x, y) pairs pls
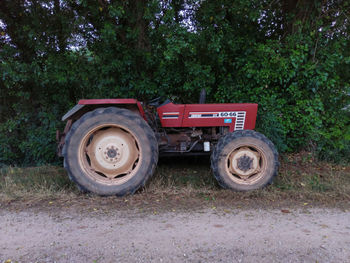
(0, 207), (349, 263)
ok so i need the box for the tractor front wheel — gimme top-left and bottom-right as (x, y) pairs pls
(211, 130), (278, 191)
(63, 107), (158, 196)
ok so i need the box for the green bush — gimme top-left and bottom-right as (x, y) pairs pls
(0, 0), (349, 166)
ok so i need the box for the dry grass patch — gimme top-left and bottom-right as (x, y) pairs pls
(274, 152), (350, 198)
(0, 153), (349, 209)
(0, 166), (78, 202)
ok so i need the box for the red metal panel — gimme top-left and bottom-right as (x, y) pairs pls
(136, 101), (146, 120)
(77, 99), (258, 131)
(78, 99), (138, 105)
(78, 99), (146, 120)
(157, 102), (185, 127)
(181, 103), (258, 132)
(158, 102), (258, 131)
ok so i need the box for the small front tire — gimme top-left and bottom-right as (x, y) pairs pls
(211, 130), (279, 191)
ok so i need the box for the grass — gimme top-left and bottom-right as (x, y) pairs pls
(0, 152), (349, 208)
(0, 166), (78, 201)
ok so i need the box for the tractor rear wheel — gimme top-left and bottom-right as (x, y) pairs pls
(63, 107), (158, 196)
(211, 130), (278, 191)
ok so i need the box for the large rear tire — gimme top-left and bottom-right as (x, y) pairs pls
(63, 107), (158, 196)
(211, 130), (278, 191)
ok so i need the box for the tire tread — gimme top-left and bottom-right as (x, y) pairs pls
(62, 107), (158, 196)
(211, 130), (279, 190)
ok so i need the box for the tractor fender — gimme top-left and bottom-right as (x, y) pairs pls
(58, 99), (146, 157)
(61, 99), (146, 121)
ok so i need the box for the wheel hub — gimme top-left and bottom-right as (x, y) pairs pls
(229, 147), (260, 179)
(86, 128), (139, 178)
(237, 155), (253, 172)
(106, 147), (118, 159)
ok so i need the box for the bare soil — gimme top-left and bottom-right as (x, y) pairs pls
(0, 207), (349, 263)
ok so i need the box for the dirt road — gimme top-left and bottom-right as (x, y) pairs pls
(0, 207), (349, 263)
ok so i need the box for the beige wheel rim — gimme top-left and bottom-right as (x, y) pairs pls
(78, 124), (141, 185)
(225, 145), (267, 185)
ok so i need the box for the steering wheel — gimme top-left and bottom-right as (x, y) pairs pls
(148, 97), (162, 106)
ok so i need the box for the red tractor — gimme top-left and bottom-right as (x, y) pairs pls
(57, 93), (279, 196)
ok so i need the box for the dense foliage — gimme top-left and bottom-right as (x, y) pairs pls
(0, 0), (349, 166)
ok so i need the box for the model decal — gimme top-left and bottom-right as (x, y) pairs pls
(188, 111), (246, 130)
(162, 112), (179, 119)
(189, 111), (242, 119)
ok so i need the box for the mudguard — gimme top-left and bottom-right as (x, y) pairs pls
(61, 99), (146, 121)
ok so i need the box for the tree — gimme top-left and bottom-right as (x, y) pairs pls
(0, 0), (349, 165)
